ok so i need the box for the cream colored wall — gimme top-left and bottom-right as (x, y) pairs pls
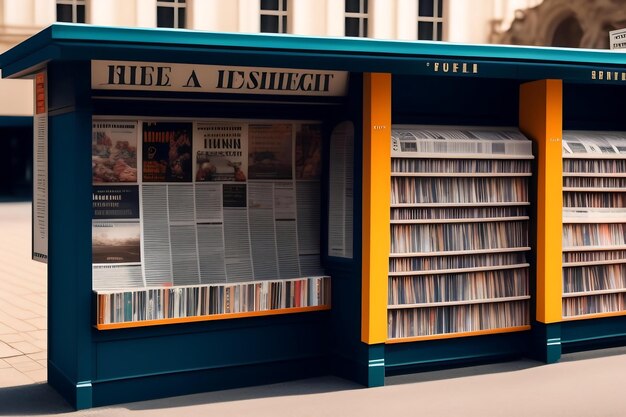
(136, 0), (156, 28)
(90, 0), (137, 27)
(447, 0), (495, 43)
(238, 0), (260, 33)
(0, 73), (33, 116)
(368, 0), (418, 40)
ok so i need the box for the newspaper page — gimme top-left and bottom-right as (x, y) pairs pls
(296, 124), (324, 275)
(328, 121), (354, 258)
(92, 185), (143, 289)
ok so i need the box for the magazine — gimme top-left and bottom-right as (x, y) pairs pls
(142, 122), (193, 182)
(92, 121), (138, 183)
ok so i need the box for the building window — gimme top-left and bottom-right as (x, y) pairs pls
(157, 0), (187, 29)
(417, 0), (444, 40)
(345, 0), (368, 37)
(56, 0), (86, 24)
(260, 0), (288, 34)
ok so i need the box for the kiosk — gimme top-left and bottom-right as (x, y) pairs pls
(2, 24), (626, 409)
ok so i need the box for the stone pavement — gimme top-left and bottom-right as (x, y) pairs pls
(0, 202), (47, 387)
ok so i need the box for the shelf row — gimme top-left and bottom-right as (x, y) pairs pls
(96, 276), (331, 327)
(388, 127), (533, 340)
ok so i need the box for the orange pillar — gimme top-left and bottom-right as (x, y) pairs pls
(361, 73), (392, 344)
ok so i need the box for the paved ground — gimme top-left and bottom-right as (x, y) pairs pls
(0, 201), (626, 416)
(0, 202), (47, 388)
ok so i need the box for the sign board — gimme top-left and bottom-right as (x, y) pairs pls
(92, 61), (349, 97)
(610, 28), (626, 51)
(33, 71), (48, 263)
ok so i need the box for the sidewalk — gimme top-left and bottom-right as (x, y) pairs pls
(0, 201), (625, 416)
(0, 202), (47, 388)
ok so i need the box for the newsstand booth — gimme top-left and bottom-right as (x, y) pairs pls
(3, 24), (626, 409)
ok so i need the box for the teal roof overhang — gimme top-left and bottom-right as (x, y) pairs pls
(1, 23), (626, 83)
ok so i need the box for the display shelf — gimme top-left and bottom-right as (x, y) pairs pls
(561, 311), (626, 321)
(96, 276), (332, 327)
(96, 305), (331, 330)
(388, 295), (531, 309)
(561, 132), (626, 319)
(563, 173), (626, 177)
(392, 153), (534, 160)
(562, 288), (626, 298)
(390, 172), (532, 177)
(563, 245), (626, 252)
(388, 263), (530, 276)
(389, 247), (532, 258)
(385, 325), (531, 344)
(563, 218), (626, 224)
(563, 187), (626, 192)
(563, 259), (626, 267)
(390, 216), (529, 224)
(564, 155), (626, 160)
(388, 125), (532, 341)
(390, 202), (531, 208)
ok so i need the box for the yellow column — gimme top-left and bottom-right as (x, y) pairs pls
(362, 73), (392, 343)
(519, 79), (563, 323)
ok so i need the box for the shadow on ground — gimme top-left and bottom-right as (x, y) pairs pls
(385, 357), (542, 386)
(0, 383), (72, 415)
(560, 345), (626, 362)
(125, 376), (361, 412)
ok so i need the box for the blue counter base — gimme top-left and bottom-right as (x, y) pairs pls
(384, 331), (530, 375)
(561, 315), (626, 353)
(331, 343), (385, 387)
(48, 361), (93, 410)
(52, 356), (329, 409)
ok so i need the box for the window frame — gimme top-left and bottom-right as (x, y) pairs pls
(417, 0), (444, 41)
(345, 0), (368, 38)
(156, 0), (187, 29)
(56, 0), (87, 24)
(260, 0), (288, 34)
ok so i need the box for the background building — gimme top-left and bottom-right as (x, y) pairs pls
(0, 0), (623, 197)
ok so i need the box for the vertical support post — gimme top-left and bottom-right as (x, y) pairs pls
(362, 72), (391, 345)
(519, 79), (563, 363)
(46, 61), (94, 409)
(361, 73), (391, 366)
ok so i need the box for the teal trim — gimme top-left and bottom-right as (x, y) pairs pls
(75, 381), (93, 411)
(528, 323), (561, 364)
(366, 345), (385, 387)
(4, 23), (626, 65)
(2, 24), (626, 80)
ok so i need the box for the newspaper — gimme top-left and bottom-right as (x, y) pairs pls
(92, 119), (324, 291)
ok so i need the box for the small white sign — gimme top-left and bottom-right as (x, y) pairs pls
(92, 60), (349, 97)
(610, 28), (626, 51)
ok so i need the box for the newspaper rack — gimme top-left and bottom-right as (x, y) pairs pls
(3, 24), (626, 409)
